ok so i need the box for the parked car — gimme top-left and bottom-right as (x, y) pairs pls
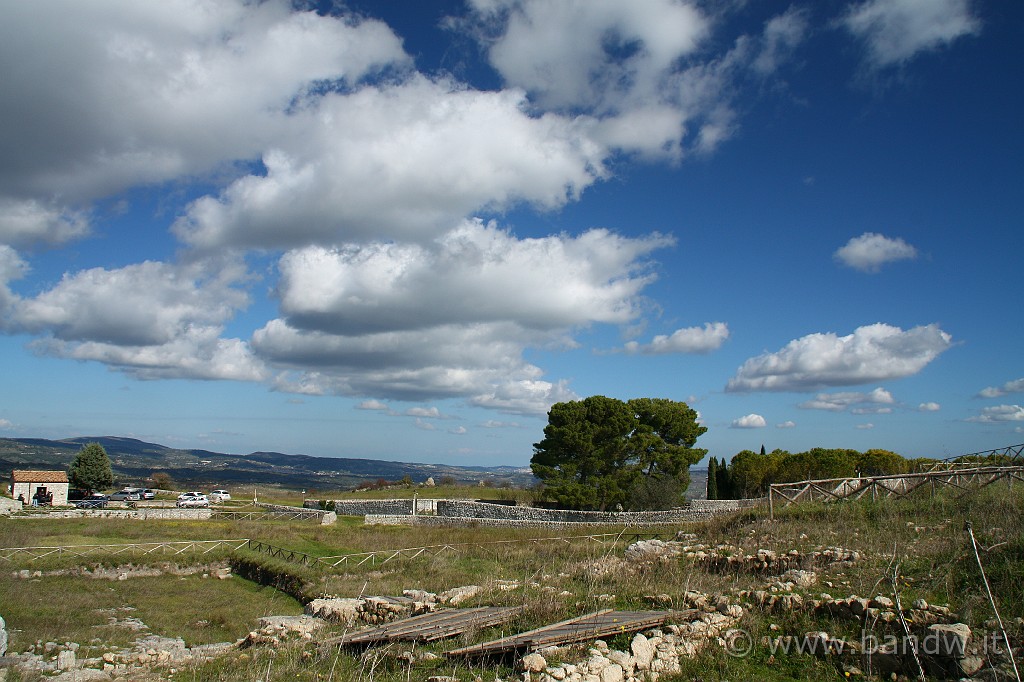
(141, 489), (156, 500)
(177, 491), (204, 500)
(68, 488), (88, 501)
(208, 489), (231, 503)
(110, 489), (142, 501)
(176, 494), (209, 508)
(75, 494), (109, 509)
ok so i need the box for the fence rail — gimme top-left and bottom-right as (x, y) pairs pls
(921, 442), (1024, 471)
(769, 465), (1024, 519)
(0, 539), (251, 564)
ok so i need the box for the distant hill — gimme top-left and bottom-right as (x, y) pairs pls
(0, 436), (536, 491)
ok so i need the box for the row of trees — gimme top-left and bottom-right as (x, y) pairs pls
(707, 446), (923, 499)
(530, 396), (707, 511)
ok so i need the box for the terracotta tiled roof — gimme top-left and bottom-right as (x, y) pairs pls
(11, 470), (69, 484)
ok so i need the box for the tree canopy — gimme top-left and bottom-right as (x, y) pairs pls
(531, 396), (707, 511)
(719, 446), (925, 498)
(68, 442), (114, 493)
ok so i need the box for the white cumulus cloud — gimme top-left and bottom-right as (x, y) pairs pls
(4, 258), (263, 382)
(0, 0), (408, 239)
(777, 420), (796, 429)
(173, 80), (610, 251)
(470, 0), (708, 112)
(0, 199), (90, 247)
(731, 414), (767, 429)
(834, 232), (918, 272)
(968, 405), (1024, 423)
(841, 0), (981, 68)
(274, 220), (671, 335)
(799, 387), (895, 412)
(918, 402), (941, 412)
(726, 323), (952, 392)
(978, 378), (1024, 399)
(623, 322), (729, 355)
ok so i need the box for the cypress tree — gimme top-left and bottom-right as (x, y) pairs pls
(706, 457), (718, 500)
(716, 458), (733, 499)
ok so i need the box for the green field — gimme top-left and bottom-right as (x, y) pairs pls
(0, 483), (1021, 681)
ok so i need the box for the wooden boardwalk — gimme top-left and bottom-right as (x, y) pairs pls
(446, 609), (685, 657)
(321, 606), (526, 647)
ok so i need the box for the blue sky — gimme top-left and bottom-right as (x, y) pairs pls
(1, 0), (1021, 467)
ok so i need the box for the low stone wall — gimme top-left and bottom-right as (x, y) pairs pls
(688, 498), (766, 512)
(254, 502), (337, 525)
(436, 500), (701, 524)
(365, 508), (720, 528)
(315, 497), (765, 526)
(307, 499), (415, 517)
(0, 497), (22, 515)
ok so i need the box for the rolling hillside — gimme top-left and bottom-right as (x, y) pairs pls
(0, 436), (536, 490)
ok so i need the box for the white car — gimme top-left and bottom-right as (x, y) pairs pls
(176, 494), (209, 508)
(208, 489), (231, 503)
(177, 491), (204, 500)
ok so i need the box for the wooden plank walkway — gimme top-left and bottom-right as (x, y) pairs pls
(446, 609), (684, 657)
(321, 606), (526, 647)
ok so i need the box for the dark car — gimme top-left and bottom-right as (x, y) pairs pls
(75, 494), (109, 509)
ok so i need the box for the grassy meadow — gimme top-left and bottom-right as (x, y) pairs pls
(0, 481), (1020, 681)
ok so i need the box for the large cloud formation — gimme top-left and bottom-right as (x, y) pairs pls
(726, 323), (952, 392)
(2, 0), (959, 420)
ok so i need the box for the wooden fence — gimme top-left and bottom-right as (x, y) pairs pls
(768, 465), (1024, 519)
(0, 539), (251, 563)
(921, 442), (1023, 472)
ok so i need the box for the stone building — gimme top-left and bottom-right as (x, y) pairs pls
(11, 470), (69, 506)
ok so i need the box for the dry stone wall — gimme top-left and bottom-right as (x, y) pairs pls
(313, 497), (765, 527)
(310, 498), (414, 517)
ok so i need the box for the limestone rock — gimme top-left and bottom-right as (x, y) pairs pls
(256, 615), (324, 638)
(522, 652), (547, 672)
(624, 539), (682, 562)
(599, 663), (624, 682)
(631, 633), (654, 669)
(926, 622), (970, 657)
(440, 585), (482, 605)
(56, 649), (77, 671)
(780, 569), (817, 588)
(304, 598), (363, 625)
